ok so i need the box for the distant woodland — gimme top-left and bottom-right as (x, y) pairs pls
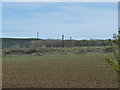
(2, 38), (109, 49)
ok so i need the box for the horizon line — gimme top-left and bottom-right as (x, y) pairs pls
(1, 37), (111, 40)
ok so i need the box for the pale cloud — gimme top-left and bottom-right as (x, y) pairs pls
(2, 2), (118, 39)
(0, 2), (2, 35)
(2, 0), (119, 2)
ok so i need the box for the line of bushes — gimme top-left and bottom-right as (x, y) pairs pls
(2, 46), (113, 56)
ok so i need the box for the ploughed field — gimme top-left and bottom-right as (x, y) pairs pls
(2, 53), (118, 88)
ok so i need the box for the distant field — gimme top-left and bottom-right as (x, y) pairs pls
(2, 53), (118, 88)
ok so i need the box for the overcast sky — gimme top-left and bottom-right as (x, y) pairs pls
(2, 2), (118, 40)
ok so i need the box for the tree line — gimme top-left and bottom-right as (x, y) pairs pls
(2, 38), (110, 49)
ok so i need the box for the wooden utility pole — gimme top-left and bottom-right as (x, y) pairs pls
(37, 32), (39, 39)
(62, 35), (64, 48)
(70, 37), (72, 47)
